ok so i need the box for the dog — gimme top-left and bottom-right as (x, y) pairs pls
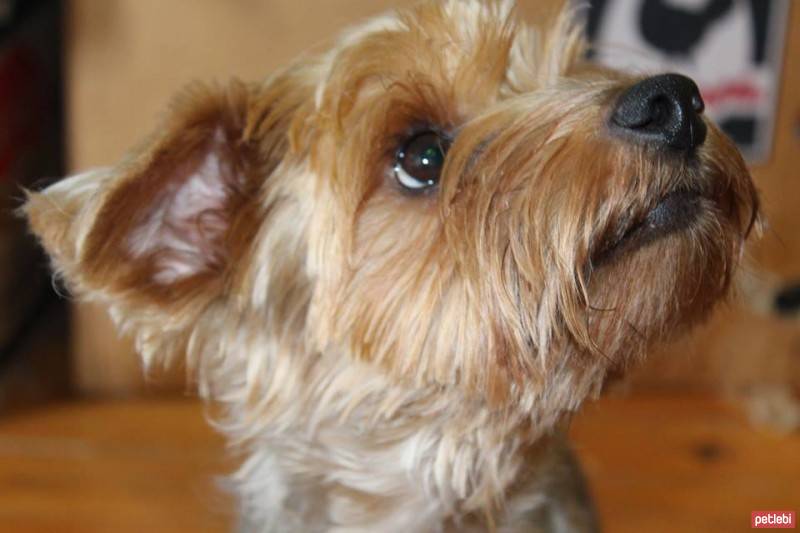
(23, 0), (759, 530)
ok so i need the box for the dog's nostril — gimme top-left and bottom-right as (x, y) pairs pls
(649, 97), (670, 126)
(611, 73), (707, 151)
(774, 282), (800, 316)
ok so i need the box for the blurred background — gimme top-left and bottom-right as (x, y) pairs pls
(0, 1), (797, 532)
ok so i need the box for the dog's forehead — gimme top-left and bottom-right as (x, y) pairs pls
(313, 0), (566, 117)
(336, 0), (517, 45)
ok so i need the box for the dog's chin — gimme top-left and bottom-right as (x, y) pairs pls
(593, 189), (703, 267)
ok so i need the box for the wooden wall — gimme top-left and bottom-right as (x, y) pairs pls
(67, 1), (800, 395)
(633, 2), (800, 400)
(68, 0), (416, 394)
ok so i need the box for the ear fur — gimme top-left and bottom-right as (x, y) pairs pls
(24, 77), (304, 312)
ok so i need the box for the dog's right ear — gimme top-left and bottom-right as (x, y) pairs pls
(24, 78), (310, 312)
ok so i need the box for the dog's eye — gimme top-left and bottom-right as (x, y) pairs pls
(394, 131), (448, 191)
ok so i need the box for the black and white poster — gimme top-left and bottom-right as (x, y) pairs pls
(582, 0), (790, 163)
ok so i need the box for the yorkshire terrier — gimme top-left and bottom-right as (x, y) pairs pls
(24, 0), (758, 531)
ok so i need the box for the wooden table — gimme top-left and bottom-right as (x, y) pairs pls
(0, 393), (797, 532)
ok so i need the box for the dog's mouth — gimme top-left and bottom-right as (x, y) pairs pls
(593, 189), (703, 266)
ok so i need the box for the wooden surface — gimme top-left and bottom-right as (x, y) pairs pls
(0, 399), (232, 533)
(573, 393), (800, 533)
(634, 0), (800, 397)
(750, 0), (800, 279)
(0, 393), (796, 533)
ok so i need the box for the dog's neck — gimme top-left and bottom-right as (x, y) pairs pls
(183, 309), (601, 530)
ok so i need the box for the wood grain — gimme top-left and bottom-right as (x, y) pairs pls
(0, 394), (796, 533)
(572, 393), (800, 533)
(0, 400), (232, 533)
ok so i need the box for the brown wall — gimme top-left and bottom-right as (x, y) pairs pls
(633, 2), (800, 396)
(68, 0), (413, 394)
(67, 1), (800, 395)
(65, 0), (555, 394)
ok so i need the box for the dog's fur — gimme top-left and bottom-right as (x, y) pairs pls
(24, 1), (758, 531)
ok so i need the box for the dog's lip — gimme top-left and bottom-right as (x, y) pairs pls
(593, 189), (703, 266)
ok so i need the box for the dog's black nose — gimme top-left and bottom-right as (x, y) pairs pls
(611, 73), (707, 151)
(774, 282), (800, 316)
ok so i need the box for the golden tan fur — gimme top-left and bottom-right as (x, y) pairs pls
(23, 1), (757, 531)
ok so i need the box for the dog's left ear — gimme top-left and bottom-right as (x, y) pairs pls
(25, 80), (294, 310)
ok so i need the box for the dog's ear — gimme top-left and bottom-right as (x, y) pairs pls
(25, 80), (299, 310)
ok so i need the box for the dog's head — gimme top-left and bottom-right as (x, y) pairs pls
(26, 0), (757, 411)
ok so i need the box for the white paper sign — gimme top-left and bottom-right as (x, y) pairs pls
(581, 0), (790, 163)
